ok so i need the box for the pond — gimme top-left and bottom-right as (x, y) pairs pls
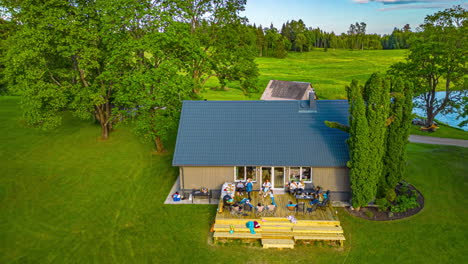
(413, 91), (467, 131)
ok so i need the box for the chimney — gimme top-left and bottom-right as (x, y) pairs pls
(309, 91), (317, 111)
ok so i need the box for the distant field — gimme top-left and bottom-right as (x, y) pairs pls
(202, 49), (407, 100)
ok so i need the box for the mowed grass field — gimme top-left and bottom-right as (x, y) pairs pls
(202, 49), (407, 100)
(1, 96), (468, 262)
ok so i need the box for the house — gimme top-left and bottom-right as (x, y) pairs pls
(172, 95), (351, 201)
(261, 80), (316, 101)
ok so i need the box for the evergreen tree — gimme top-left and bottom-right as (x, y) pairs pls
(346, 80), (372, 209)
(379, 77), (412, 195)
(363, 73), (390, 200)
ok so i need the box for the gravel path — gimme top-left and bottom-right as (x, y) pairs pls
(409, 135), (468, 148)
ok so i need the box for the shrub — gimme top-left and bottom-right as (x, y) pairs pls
(386, 189), (397, 202)
(375, 198), (391, 212)
(390, 195), (419, 213)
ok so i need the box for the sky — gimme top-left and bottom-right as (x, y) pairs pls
(242, 0), (467, 35)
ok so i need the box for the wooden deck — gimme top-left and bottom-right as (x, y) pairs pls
(216, 192), (339, 221)
(213, 192), (345, 248)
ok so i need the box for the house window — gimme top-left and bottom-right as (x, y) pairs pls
(246, 166), (257, 182)
(235, 166), (257, 182)
(290, 167), (301, 181)
(289, 167), (312, 183)
(301, 167), (312, 182)
(235, 167), (245, 181)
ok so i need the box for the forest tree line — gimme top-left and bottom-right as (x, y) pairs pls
(243, 20), (415, 58)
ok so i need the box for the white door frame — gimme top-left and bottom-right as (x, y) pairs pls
(272, 167), (286, 190)
(261, 166), (285, 190)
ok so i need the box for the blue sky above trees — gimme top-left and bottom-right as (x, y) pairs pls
(243, 0), (466, 34)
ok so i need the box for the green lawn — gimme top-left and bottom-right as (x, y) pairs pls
(410, 123), (468, 140)
(1, 96), (467, 263)
(202, 49), (407, 100)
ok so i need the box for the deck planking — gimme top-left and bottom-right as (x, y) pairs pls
(215, 191), (338, 221)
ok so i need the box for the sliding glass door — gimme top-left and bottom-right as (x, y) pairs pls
(273, 167), (285, 189)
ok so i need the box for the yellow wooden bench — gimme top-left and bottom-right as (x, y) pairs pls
(292, 225), (343, 234)
(294, 233), (345, 246)
(213, 231), (261, 240)
(262, 238), (295, 249)
(213, 224), (261, 233)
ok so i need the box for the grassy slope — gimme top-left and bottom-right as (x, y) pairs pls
(410, 123), (468, 140)
(202, 49), (407, 100)
(1, 96), (467, 263)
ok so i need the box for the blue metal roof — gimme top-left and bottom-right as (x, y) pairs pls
(172, 100), (349, 167)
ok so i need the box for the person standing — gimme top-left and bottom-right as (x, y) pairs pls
(246, 178), (253, 200)
(269, 190), (276, 206)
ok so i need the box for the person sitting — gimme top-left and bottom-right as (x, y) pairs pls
(323, 190), (329, 200)
(255, 203), (265, 216)
(256, 203), (265, 212)
(243, 199), (253, 210)
(236, 181), (245, 196)
(309, 194), (320, 205)
(289, 181), (298, 195)
(223, 194), (235, 206)
(262, 180), (272, 197)
(239, 198), (249, 204)
(232, 203), (243, 212)
(287, 201), (297, 211)
(318, 193), (324, 203)
(315, 186), (323, 195)
(296, 181), (304, 195)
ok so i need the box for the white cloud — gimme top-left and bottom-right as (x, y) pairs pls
(353, 0), (455, 4)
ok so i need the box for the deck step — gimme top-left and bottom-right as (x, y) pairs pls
(262, 228), (292, 233)
(259, 224), (292, 230)
(213, 231), (261, 240)
(293, 220), (341, 227)
(262, 238), (295, 249)
(261, 221), (294, 227)
(213, 225), (257, 233)
(262, 217), (291, 222)
(214, 219), (258, 225)
(294, 233), (346, 241)
(292, 226), (343, 234)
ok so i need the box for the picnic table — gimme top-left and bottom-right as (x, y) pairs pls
(295, 194), (316, 203)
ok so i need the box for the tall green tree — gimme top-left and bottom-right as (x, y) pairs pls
(346, 80), (372, 209)
(168, 0), (258, 94)
(363, 73), (390, 198)
(391, 5), (467, 126)
(0, 17), (16, 95)
(3, 0), (137, 138)
(379, 77), (413, 195)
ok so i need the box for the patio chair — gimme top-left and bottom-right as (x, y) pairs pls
(296, 202), (305, 214)
(230, 205), (244, 218)
(318, 198), (330, 210)
(243, 204), (253, 215)
(306, 203), (318, 214)
(255, 206), (267, 217)
(286, 205), (296, 213)
(265, 204), (277, 216)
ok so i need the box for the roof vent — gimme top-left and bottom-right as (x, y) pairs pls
(298, 93), (318, 113)
(309, 91), (317, 111)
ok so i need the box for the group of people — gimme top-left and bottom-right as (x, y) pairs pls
(235, 179), (276, 206)
(287, 180), (305, 195)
